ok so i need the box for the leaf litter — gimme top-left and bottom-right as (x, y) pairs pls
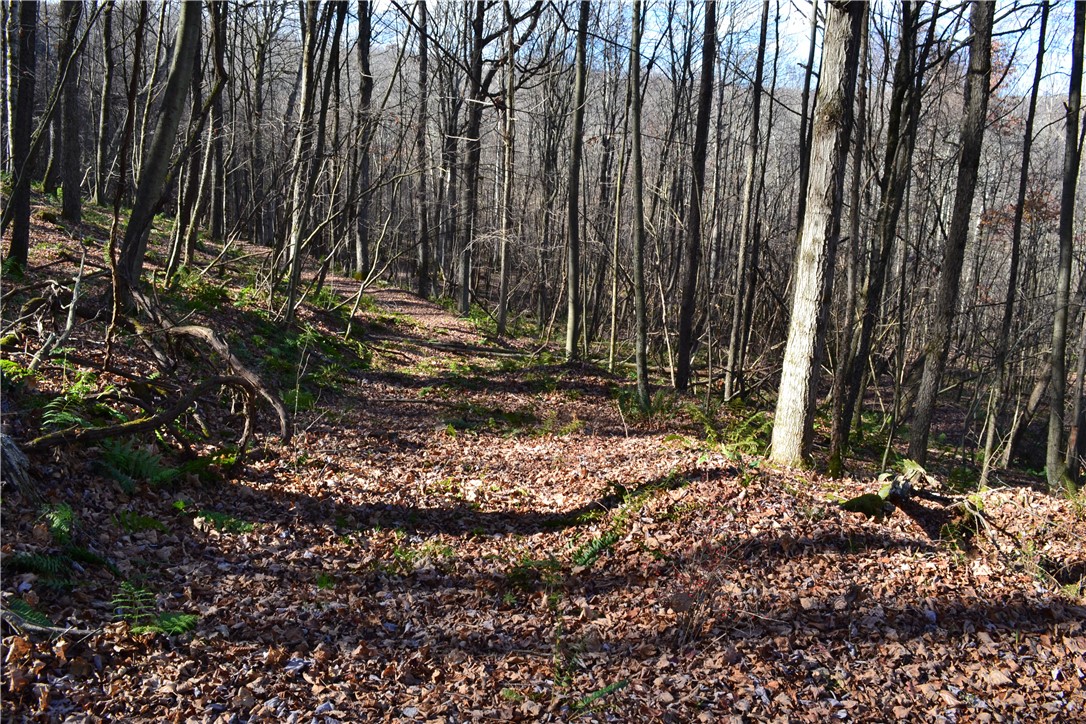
(1, 256), (1084, 722)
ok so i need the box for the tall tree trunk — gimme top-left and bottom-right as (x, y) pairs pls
(117, 0), (202, 288)
(496, 0), (515, 332)
(565, 0), (589, 358)
(630, 0), (649, 409)
(208, 0), (227, 244)
(59, 0), (83, 222)
(829, 1), (927, 471)
(1047, 0), (1085, 489)
(93, 0), (114, 205)
(908, 0), (994, 465)
(675, 0), (716, 392)
(415, 0), (432, 298)
(4, 0), (37, 270)
(458, 1), (485, 315)
(355, 0), (373, 275)
(281, 1), (321, 320)
(794, 0), (819, 234)
(724, 1), (768, 399)
(980, 1), (1049, 486)
(770, 0), (864, 467)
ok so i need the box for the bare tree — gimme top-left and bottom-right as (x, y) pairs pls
(908, 0), (994, 465)
(675, 0), (716, 392)
(1047, 0), (1085, 488)
(565, 1), (589, 358)
(4, 0), (38, 270)
(770, 0), (864, 466)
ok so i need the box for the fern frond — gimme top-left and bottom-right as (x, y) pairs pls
(7, 598), (54, 628)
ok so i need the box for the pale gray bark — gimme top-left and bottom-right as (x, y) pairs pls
(770, 0), (864, 466)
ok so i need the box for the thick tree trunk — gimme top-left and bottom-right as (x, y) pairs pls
(355, 1), (373, 275)
(675, 0), (716, 392)
(770, 0), (864, 467)
(829, 2), (928, 472)
(117, 0), (201, 288)
(1047, 0), (1085, 488)
(4, 0), (37, 269)
(908, 1), (994, 465)
(565, 1), (589, 358)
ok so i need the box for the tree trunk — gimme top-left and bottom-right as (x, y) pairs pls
(908, 0), (994, 465)
(496, 0), (515, 332)
(4, 0), (37, 270)
(724, 1), (767, 399)
(675, 0), (716, 392)
(117, 0), (202, 288)
(355, 1), (373, 275)
(829, 1), (928, 472)
(630, 0), (649, 410)
(458, 1), (485, 315)
(93, 0), (114, 205)
(565, 1), (589, 358)
(980, 1), (1049, 487)
(770, 0), (864, 467)
(415, 0), (432, 298)
(59, 0), (83, 222)
(1047, 0), (1085, 488)
(281, 1), (321, 320)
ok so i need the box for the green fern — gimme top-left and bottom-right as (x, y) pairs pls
(64, 545), (120, 576)
(144, 611), (199, 635)
(41, 397), (90, 430)
(7, 598), (54, 629)
(574, 679), (629, 712)
(6, 552), (71, 576)
(99, 439), (179, 492)
(39, 503), (75, 543)
(112, 582), (199, 635)
(112, 581), (157, 628)
(572, 530), (620, 567)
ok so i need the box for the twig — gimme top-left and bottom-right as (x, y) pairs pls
(1, 607), (98, 638)
(29, 250), (86, 372)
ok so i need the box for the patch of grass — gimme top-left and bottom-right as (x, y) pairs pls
(390, 539), (455, 572)
(168, 266), (230, 312)
(195, 510), (255, 534)
(315, 572), (336, 590)
(114, 511), (168, 534)
(284, 388), (316, 412)
(506, 555), (562, 591)
(441, 402), (539, 436)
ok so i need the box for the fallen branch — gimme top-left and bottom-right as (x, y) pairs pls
(0, 606), (98, 638)
(24, 375), (251, 451)
(164, 324), (291, 443)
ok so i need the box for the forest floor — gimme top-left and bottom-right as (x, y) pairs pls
(2, 201), (1086, 722)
